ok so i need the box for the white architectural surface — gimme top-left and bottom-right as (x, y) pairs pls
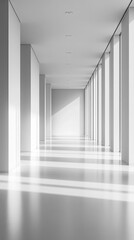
(40, 75), (46, 142)
(0, 0), (20, 172)
(97, 65), (102, 145)
(52, 89), (85, 137)
(110, 36), (120, 152)
(46, 84), (52, 138)
(121, 8), (134, 164)
(21, 45), (39, 152)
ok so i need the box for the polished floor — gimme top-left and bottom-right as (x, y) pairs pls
(0, 138), (134, 240)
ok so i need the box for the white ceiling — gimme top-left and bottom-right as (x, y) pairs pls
(11, 0), (131, 89)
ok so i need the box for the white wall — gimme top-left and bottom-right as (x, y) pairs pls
(46, 84), (51, 138)
(110, 36), (119, 152)
(105, 53), (110, 146)
(85, 87), (88, 137)
(91, 77), (94, 140)
(97, 65), (102, 145)
(102, 52), (110, 146)
(31, 49), (39, 150)
(121, 8), (134, 164)
(0, 1), (20, 172)
(21, 45), (39, 152)
(8, 2), (20, 172)
(85, 84), (91, 139)
(121, 10), (129, 163)
(52, 89), (85, 137)
(21, 45), (31, 152)
(39, 75), (46, 142)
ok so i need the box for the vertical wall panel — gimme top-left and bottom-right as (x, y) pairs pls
(88, 82), (91, 139)
(98, 65), (102, 144)
(105, 53), (110, 146)
(40, 75), (46, 142)
(101, 55), (105, 146)
(102, 53), (110, 146)
(121, 10), (129, 163)
(119, 35), (122, 153)
(94, 71), (97, 141)
(97, 66), (102, 144)
(21, 45), (31, 152)
(52, 89), (85, 137)
(31, 49), (39, 151)
(8, 3), (20, 172)
(91, 78), (94, 140)
(21, 45), (39, 152)
(46, 84), (52, 138)
(122, 8), (134, 164)
(110, 36), (119, 152)
(85, 87), (88, 137)
(0, 1), (20, 172)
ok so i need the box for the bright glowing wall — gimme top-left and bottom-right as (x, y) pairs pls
(52, 89), (85, 137)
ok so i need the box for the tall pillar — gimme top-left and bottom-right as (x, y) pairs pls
(110, 35), (120, 152)
(94, 73), (96, 140)
(101, 55), (105, 146)
(85, 86), (88, 137)
(119, 35), (122, 152)
(94, 70), (97, 141)
(99, 65), (102, 145)
(39, 75), (46, 143)
(31, 49), (39, 151)
(88, 81), (91, 139)
(121, 8), (134, 164)
(0, 1), (20, 172)
(105, 53), (110, 146)
(97, 67), (99, 144)
(102, 52), (110, 146)
(46, 83), (52, 138)
(97, 65), (102, 145)
(21, 44), (39, 152)
(91, 77), (94, 140)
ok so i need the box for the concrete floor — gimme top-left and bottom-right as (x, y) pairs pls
(0, 138), (134, 240)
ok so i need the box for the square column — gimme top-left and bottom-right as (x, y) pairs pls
(119, 35), (122, 153)
(46, 83), (52, 138)
(94, 70), (97, 141)
(101, 55), (105, 146)
(85, 86), (88, 137)
(91, 77), (94, 140)
(101, 52), (110, 146)
(97, 65), (102, 145)
(40, 75), (46, 143)
(0, 1), (20, 172)
(88, 81), (91, 139)
(85, 83), (91, 139)
(21, 44), (39, 152)
(110, 35), (120, 152)
(85, 83), (90, 139)
(121, 8), (134, 164)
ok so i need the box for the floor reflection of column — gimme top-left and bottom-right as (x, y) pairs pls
(7, 175), (22, 240)
(28, 158), (41, 239)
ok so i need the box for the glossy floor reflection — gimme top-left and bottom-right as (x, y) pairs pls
(0, 138), (134, 240)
